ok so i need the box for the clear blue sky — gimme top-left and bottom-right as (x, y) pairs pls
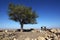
(0, 0), (60, 29)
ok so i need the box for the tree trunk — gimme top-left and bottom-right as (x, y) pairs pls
(20, 23), (23, 32)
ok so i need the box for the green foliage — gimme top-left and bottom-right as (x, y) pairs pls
(8, 3), (38, 24)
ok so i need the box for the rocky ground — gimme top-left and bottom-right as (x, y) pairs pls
(0, 29), (60, 40)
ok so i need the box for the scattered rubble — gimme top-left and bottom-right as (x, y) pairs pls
(0, 28), (60, 40)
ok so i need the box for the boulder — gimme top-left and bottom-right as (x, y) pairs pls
(37, 36), (45, 40)
(50, 29), (57, 33)
(54, 36), (58, 40)
(31, 38), (37, 40)
(13, 38), (18, 40)
(4, 30), (8, 33)
(57, 29), (60, 33)
(25, 37), (30, 40)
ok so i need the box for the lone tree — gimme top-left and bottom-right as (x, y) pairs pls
(8, 3), (38, 32)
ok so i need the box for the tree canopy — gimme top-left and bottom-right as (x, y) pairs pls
(9, 3), (38, 24)
(8, 3), (38, 31)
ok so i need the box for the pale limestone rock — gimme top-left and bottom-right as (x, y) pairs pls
(31, 38), (37, 40)
(31, 39), (33, 40)
(13, 38), (18, 40)
(57, 29), (60, 33)
(50, 29), (57, 33)
(4, 30), (8, 33)
(54, 36), (58, 40)
(46, 36), (53, 40)
(48, 39), (52, 40)
(58, 35), (60, 38)
(39, 30), (44, 33)
(37, 36), (45, 40)
(35, 38), (37, 40)
(48, 38), (52, 40)
(25, 37), (30, 40)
